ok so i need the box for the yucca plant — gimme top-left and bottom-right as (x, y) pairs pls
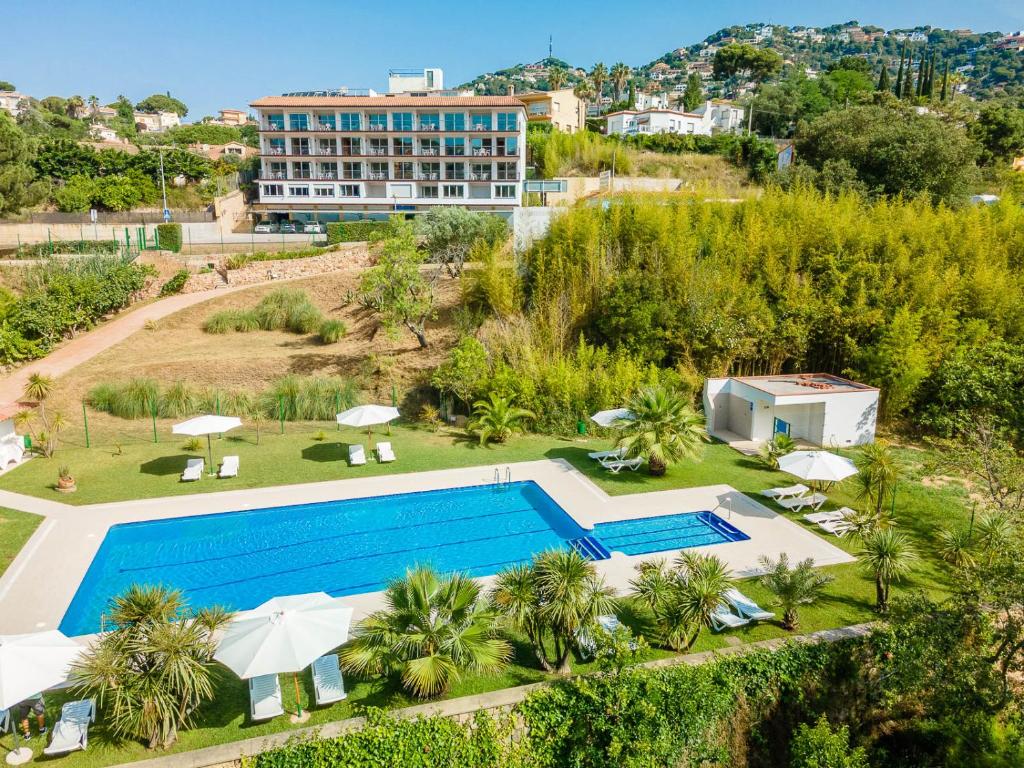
(936, 526), (977, 570)
(758, 433), (796, 469)
(468, 392), (535, 445)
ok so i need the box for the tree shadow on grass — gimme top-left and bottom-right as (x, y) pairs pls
(139, 454), (194, 476)
(542, 446), (653, 487)
(300, 442), (346, 463)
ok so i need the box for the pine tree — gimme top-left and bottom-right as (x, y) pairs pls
(940, 61), (949, 102)
(895, 44), (906, 96)
(877, 64), (891, 92)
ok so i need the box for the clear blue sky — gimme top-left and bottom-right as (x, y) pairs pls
(3, 0), (1022, 119)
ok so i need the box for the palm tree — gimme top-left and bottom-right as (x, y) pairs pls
(22, 374), (63, 457)
(758, 433), (796, 469)
(87, 95), (99, 117)
(858, 529), (918, 612)
(573, 80), (596, 119)
(617, 386), (707, 476)
(492, 549), (616, 675)
(757, 554), (834, 630)
(973, 512), (1013, 564)
(630, 552), (732, 651)
(854, 440), (903, 519)
(340, 567), (510, 698)
(610, 63), (631, 101)
(547, 66), (568, 91)
(24, 373), (54, 414)
(468, 392), (535, 445)
(66, 95), (85, 119)
(936, 526), (976, 570)
(590, 63), (608, 104)
(71, 585), (228, 750)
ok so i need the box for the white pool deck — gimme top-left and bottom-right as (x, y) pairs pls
(0, 459), (853, 637)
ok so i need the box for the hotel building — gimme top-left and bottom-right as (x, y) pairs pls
(250, 93), (527, 221)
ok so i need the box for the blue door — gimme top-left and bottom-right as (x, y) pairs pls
(773, 417), (791, 438)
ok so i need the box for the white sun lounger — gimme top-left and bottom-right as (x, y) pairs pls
(348, 444), (366, 466)
(588, 448), (624, 461)
(804, 506), (854, 525)
(376, 442), (395, 463)
(760, 484), (810, 500)
(600, 456), (643, 474)
(218, 455), (239, 478)
(724, 588), (776, 622)
(43, 699), (96, 756)
(577, 614), (634, 657)
(249, 674), (284, 722)
(776, 493), (828, 512)
(817, 519), (855, 537)
(312, 653), (347, 706)
(710, 604), (750, 632)
(181, 458), (204, 482)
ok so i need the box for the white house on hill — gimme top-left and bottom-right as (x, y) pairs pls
(605, 100), (744, 137)
(703, 374), (878, 448)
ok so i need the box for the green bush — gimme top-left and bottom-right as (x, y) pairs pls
(202, 310), (258, 334)
(87, 378), (159, 419)
(158, 269), (189, 296)
(156, 223), (182, 253)
(16, 240), (120, 258)
(317, 319), (347, 344)
(326, 221), (385, 244)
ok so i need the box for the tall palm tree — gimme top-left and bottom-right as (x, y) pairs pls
(340, 567), (510, 698)
(630, 552), (732, 651)
(468, 392), (535, 445)
(71, 585), (228, 750)
(87, 95), (99, 117)
(617, 386), (707, 476)
(492, 549), (616, 675)
(757, 553), (834, 630)
(609, 63), (631, 101)
(573, 80), (596, 120)
(66, 95), (85, 119)
(858, 529), (918, 612)
(854, 440), (902, 519)
(547, 66), (568, 91)
(590, 63), (609, 107)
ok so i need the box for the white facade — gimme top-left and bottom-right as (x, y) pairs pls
(606, 100), (744, 137)
(634, 92), (669, 111)
(0, 91), (27, 117)
(388, 68), (444, 94)
(133, 110), (181, 132)
(251, 95), (526, 218)
(703, 375), (879, 448)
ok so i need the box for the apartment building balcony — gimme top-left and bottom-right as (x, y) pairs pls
(265, 172), (288, 180)
(368, 124), (388, 132)
(418, 172), (440, 180)
(419, 148), (440, 156)
(469, 173), (493, 181)
(367, 172), (388, 180)
(416, 124), (440, 131)
(312, 173), (338, 180)
(471, 149), (493, 157)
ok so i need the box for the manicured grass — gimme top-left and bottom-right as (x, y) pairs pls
(0, 506), (42, 577)
(0, 428), (968, 766)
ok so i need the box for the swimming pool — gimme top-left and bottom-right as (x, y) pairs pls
(593, 511), (748, 556)
(61, 481), (589, 635)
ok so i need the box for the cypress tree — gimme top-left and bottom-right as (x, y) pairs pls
(915, 56), (923, 97)
(877, 64), (891, 92)
(895, 44), (906, 96)
(940, 60), (949, 102)
(926, 54), (936, 97)
(902, 56), (915, 99)
(627, 81), (636, 109)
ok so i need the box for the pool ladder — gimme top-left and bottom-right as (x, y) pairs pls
(493, 466), (512, 487)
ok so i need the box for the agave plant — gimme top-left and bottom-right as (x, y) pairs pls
(617, 386), (707, 476)
(468, 392), (535, 445)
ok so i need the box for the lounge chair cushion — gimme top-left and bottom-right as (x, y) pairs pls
(43, 699), (95, 756)
(219, 455), (239, 478)
(777, 493), (828, 511)
(724, 588), (775, 621)
(181, 458), (204, 481)
(760, 483), (810, 499)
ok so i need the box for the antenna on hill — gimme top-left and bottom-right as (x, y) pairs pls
(549, 34), (553, 59)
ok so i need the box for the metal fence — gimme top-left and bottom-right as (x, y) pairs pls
(0, 210), (215, 225)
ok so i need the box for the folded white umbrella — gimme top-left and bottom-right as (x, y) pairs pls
(336, 405), (400, 446)
(215, 593), (353, 717)
(590, 408), (635, 428)
(778, 450), (858, 483)
(172, 415), (243, 469)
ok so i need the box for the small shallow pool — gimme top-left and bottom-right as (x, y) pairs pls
(593, 511), (748, 556)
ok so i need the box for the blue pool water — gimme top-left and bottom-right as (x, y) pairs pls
(593, 511), (749, 556)
(60, 482), (587, 636)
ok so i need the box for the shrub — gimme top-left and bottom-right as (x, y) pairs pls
(262, 375), (358, 421)
(317, 319), (346, 344)
(326, 221), (384, 244)
(183, 437), (203, 452)
(159, 381), (200, 418)
(158, 269), (189, 296)
(156, 223), (182, 253)
(88, 378), (159, 419)
(225, 246), (327, 270)
(202, 309), (258, 334)
(16, 240), (120, 258)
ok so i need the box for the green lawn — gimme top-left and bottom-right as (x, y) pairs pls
(0, 426), (969, 766)
(0, 507), (42, 577)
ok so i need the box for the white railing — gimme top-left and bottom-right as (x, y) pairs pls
(419, 148), (439, 156)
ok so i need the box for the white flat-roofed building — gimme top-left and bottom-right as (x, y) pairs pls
(0, 91), (28, 117)
(388, 68), (444, 94)
(703, 374), (879, 448)
(605, 100), (744, 137)
(251, 94), (527, 219)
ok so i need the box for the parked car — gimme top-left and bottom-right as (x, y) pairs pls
(254, 222), (277, 234)
(278, 222), (298, 234)
(303, 221), (325, 234)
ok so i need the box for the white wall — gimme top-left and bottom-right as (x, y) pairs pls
(821, 391), (879, 447)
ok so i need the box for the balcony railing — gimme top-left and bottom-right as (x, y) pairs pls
(342, 173), (363, 180)
(290, 148), (312, 155)
(266, 148), (286, 156)
(367, 148), (388, 156)
(313, 173), (337, 180)
(266, 172), (288, 180)
(470, 173), (493, 181)
(312, 124), (337, 131)
(471, 149), (492, 156)
(292, 173), (312, 180)
(368, 124), (388, 131)
(418, 172), (440, 180)
(394, 172), (415, 181)
(417, 124), (440, 131)
(419, 147), (440, 156)
(367, 172), (388, 180)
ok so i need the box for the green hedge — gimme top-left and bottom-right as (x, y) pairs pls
(326, 221), (385, 244)
(156, 223), (182, 253)
(16, 240), (120, 258)
(158, 269), (189, 296)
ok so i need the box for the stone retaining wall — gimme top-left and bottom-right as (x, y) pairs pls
(182, 244), (372, 292)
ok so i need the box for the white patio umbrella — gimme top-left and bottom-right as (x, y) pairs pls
(172, 415), (242, 470)
(778, 450), (858, 487)
(590, 408), (635, 429)
(214, 592), (353, 718)
(336, 405), (400, 447)
(0, 631), (84, 765)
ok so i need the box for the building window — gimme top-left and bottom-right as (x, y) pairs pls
(339, 185), (361, 197)
(339, 113), (361, 131)
(497, 162), (516, 180)
(262, 184), (283, 196)
(290, 138), (310, 155)
(292, 162), (311, 179)
(269, 161), (287, 179)
(497, 136), (518, 156)
(317, 162), (337, 179)
(444, 112), (465, 131)
(419, 162), (440, 180)
(288, 113), (309, 130)
(497, 112), (518, 131)
(495, 184), (516, 198)
(419, 113), (440, 130)
(470, 113), (492, 131)
(470, 163), (491, 180)
(470, 138), (492, 156)
(369, 138), (388, 156)
(394, 162), (414, 180)
(445, 162), (465, 180)
(315, 186), (335, 197)
(316, 114), (336, 130)
(443, 184), (465, 198)
(444, 137), (465, 156)
(288, 186), (310, 196)
(369, 162), (388, 180)
(393, 137), (413, 156)
(342, 161), (362, 179)
(420, 185), (438, 199)
(267, 113), (285, 130)
(340, 137), (361, 155)
(317, 139), (337, 155)
(368, 113), (388, 131)
(268, 138), (286, 155)
(392, 112), (413, 131)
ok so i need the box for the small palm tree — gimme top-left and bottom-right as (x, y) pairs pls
(24, 373), (54, 413)
(936, 526), (976, 570)
(617, 386), (707, 476)
(468, 392), (535, 446)
(341, 567), (510, 698)
(547, 66), (568, 91)
(758, 433), (796, 469)
(858, 529), (918, 612)
(854, 440), (903, 518)
(973, 512), (1013, 564)
(492, 549), (616, 675)
(610, 62), (631, 101)
(757, 553), (834, 630)
(71, 585), (228, 750)
(573, 80), (596, 116)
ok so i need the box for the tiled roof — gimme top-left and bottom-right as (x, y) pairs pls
(250, 95), (525, 108)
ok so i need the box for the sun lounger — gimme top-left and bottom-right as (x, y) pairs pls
(181, 458), (204, 482)
(817, 519), (855, 538)
(803, 506), (854, 525)
(577, 614), (635, 657)
(312, 653), (347, 706)
(724, 588), (776, 622)
(43, 699), (95, 756)
(218, 455), (239, 478)
(776, 493), (828, 512)
(601, 457), (644, 474)
(760, 484), (810, 500)
(588, 448), (625, 461)
(348, 444), (366, 466)
(710, 604), (750, 632)
(376, 442), (395, 463)
(249, 674), (284, 722)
